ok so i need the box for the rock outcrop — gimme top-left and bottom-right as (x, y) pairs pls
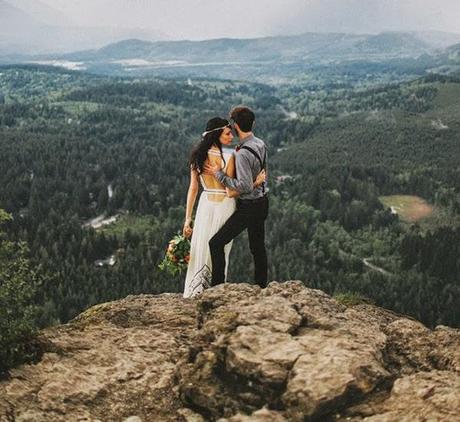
(1, 281), (459, 421)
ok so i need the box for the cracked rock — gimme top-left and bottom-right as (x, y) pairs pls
(1, 282), (459, 421)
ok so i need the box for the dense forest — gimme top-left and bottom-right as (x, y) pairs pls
(0, 64), (459, 349)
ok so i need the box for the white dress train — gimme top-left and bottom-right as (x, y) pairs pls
(183, 149), (236, 298)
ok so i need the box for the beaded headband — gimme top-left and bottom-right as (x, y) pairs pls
(201, 125), (229, 138)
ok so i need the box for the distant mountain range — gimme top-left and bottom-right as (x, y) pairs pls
(0, 0), (165, 55)
(60, 31), (460, 64)
(7, 0), (75, 27)
(5, 30), (454, 82)
(1, 3), (460, 84)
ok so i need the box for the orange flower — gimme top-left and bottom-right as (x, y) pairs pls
(184, 255), (190, 263)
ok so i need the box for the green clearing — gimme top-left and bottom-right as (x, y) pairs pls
(379, 195), (434, 223)
(100, 214), (157, 237)
(54, 101), (100, 115)
(380, 194), (460, 229)
(433, 83), (460, 109)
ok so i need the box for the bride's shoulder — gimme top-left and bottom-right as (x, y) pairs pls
(208, 147), (221, 156)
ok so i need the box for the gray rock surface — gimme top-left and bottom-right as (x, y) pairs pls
(0, 294), (197, 421)
(1, 281), (459, 421)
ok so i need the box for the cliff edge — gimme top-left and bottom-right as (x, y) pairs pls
(1, 281), (459, 421)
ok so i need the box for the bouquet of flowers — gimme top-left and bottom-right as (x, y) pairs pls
(158, 233), (191, 276)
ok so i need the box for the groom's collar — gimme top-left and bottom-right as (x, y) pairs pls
(237, 132), (254, 148)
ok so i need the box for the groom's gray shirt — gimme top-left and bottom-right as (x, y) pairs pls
(216, 134), (268, 200)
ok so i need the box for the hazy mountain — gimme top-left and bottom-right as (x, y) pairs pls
(7, 0), (75, 26)
(61, 32), (435, 63)
(4, 30), (460, 82)
(0, 0), (49, 54)
(354, 32), (430, 54)
(0, 0), (165, 55)
(59, 31), (456, 65)
(0, 0), (44, 31)
(414, 31), (460, 49)
(446, 42), (460, 56)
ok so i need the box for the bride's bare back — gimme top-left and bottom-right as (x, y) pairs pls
(200, 148), (234, 202)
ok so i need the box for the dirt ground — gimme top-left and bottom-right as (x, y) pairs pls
(380, 195), (434, 223)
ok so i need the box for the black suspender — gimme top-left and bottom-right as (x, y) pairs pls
(239, 145), (267, 194)
(239, 145), (266, 170)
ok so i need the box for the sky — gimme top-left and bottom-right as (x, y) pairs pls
(40, 0), (460, 40)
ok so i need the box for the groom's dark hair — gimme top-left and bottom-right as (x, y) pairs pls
(230, 106), (255, 132)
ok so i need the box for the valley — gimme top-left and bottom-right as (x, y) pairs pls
(0, 34), (459, 333)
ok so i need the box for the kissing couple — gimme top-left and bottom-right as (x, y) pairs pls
(182, 106), (269, 298)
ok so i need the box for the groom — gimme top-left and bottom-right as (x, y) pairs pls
(204, 106), (269, 288)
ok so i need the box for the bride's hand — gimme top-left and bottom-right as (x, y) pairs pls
(254, 169), (266, 187)
(183, 220), (193, 238)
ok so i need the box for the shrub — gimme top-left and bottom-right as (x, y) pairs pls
(0, 209), (38, 374)
(334, 291), (374, 307)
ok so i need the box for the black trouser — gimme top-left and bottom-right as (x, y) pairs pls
(209, 196), (269, 288)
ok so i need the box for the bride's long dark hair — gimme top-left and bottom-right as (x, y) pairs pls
(190, 117), (230, 173)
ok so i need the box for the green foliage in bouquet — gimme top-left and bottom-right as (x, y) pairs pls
(158, 233), (191, 276)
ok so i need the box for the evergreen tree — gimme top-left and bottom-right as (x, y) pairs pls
(0, 209), (39, 373)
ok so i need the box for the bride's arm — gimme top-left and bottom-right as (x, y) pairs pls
(225, 156), (266, 198)
(183, 167), (199, 237)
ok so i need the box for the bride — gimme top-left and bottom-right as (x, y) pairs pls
(182, 117), (265, 298)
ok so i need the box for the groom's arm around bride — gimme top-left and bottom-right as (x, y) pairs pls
(204, 106), (269, 289)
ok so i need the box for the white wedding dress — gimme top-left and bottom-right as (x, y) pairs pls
(183, 148), (236, 298)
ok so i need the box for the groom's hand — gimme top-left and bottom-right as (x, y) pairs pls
(203, 162), (220, 176)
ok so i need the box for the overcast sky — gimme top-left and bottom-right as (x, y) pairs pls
(40, 0), (460, 40)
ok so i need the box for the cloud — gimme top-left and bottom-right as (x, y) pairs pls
(39, 0), (460, 40)
(272, 0), (460, 35)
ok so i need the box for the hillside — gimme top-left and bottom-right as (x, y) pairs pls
(1, 282), (459, 420)
(62, 31), (455, 63)
(354, 32), (430, 54)
(0, 65), (459, 332)
(1, 30), (458, 82)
